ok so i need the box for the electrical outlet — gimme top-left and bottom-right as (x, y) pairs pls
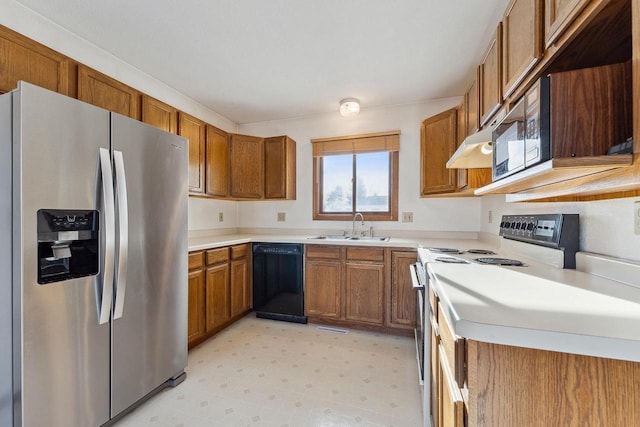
(402, 212), (413, 223)
(218, 212), (223, 222)
(277, 212), (286, 222)
(488, 210), (493, 224)
(634, 202), (640, 235)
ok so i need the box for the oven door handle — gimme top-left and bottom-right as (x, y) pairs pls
(410, 263), (424, 290)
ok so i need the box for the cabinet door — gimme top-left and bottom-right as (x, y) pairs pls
(466, 76), (479, 136)
(388, 251), (417, 329)
(205, 125), (229, 197)
(305, 260), (341, 318)
(420, 108), (458, 195)
(545, 0), (591, 47)
(179, 112), (206, 194)
(479, 24), (502, 126)
(438, 345), (464, 427)
(264, 136), (296, 199)
(187, 269), (206, 346)
(230, 134), (264, 198)
(230, 258), (249, 317)
(502, 0), (543, 98)
(205, 263), (230, 332)
(77, 65), (140, 119)
(455, 102), (469, 190)
(345, 262), (384, 324)
(141, 95), (177, 133)
(0, 26), (71, 95)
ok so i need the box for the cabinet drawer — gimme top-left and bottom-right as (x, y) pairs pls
(438, 302), (466, 387)
(345, 247), (384, 262)
(231, 244), (248, 259)
(207, 247), (229, 265)
(188, 252), (204, 270)
(306, 245), (341, 260)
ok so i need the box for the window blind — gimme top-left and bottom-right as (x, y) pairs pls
(311, 131), (400, 157)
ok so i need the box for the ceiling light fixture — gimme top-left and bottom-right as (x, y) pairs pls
(339, 98), (360, 117)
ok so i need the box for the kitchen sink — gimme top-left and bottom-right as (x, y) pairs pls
(307, 235), (390, 242)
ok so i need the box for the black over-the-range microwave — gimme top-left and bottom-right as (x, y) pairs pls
(491, 61), (633, 182)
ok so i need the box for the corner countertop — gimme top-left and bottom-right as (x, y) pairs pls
(429, 253), (640, 363)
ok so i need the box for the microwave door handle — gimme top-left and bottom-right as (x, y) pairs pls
(97, 148), (115, 325)
(113, 150), (128, 320)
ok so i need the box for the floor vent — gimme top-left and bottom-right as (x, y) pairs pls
(316, 326), (349, 334)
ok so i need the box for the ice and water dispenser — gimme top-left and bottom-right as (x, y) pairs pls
(37, 209), (99, 284)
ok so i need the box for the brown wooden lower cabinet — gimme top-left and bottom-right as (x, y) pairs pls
(230, 258), (250, 317)
(430, 285), (640, 427)
(205, 263), (230, 332)
(304, 245), (416, 334)
(188, 243), (251, 349)
(187, 268), (206, 344)
(344, 262), (384, 324)
(305, 259), (342, 318)
(388, 251), (418, 328)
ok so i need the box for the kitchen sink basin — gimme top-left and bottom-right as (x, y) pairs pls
(307, 235), (390, 242)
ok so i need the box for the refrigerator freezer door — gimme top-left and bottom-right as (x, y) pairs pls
(110, 113), (188, 416)
(14, 82), (111, 427)
(0, 91), (13, 427)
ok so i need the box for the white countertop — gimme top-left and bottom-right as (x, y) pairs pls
(429, 255), (640, 362)
(187, 233), (493, 252)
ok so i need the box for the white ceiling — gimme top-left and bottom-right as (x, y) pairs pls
(14, 0), (510, 124)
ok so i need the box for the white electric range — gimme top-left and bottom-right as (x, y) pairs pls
(412, 214), (580, 427)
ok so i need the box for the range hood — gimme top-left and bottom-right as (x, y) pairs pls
(446, 107), (505, 169)
(445, 126), (494, 169)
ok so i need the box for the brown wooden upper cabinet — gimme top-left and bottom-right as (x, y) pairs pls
(502, 0), (543, 98)
(230, 134), (264, 199)
(179, 112), (206, 195)
(420, 108), (458, 195)
(77, 65), (140, 119)
(141, 95), (177, 134)
(205, 125), (230, 198)
(0, 26), (73, 95)
(455, 101), (469, 190)
(544, 0), (592, 47)
(465, 76), (479, 136)
(479, 24), (503, 127)
(264, 136), (296, 200)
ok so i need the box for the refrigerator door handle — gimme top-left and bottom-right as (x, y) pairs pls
(113, 150), (128, 319)
(98, 147), (115, 325)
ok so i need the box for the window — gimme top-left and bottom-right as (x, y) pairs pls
(312, 131), (399, 221)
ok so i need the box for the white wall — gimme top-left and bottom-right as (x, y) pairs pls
(481, 195), (640, 262)
(238, 100), (483, 234)
(1, 1), (240, 230)
(1, 1), (238, 132)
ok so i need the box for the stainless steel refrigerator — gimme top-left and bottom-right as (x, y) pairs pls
(0, 81), (188, 427)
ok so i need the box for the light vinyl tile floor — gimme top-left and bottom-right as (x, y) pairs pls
(114, 315), (423, 427)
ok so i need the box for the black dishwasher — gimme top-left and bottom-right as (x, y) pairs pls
(252, 243), (306, 324)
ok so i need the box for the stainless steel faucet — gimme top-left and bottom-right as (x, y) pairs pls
(352, 212), (364, 237)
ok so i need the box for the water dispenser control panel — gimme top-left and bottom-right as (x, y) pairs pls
(37, 209), (99, 284)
